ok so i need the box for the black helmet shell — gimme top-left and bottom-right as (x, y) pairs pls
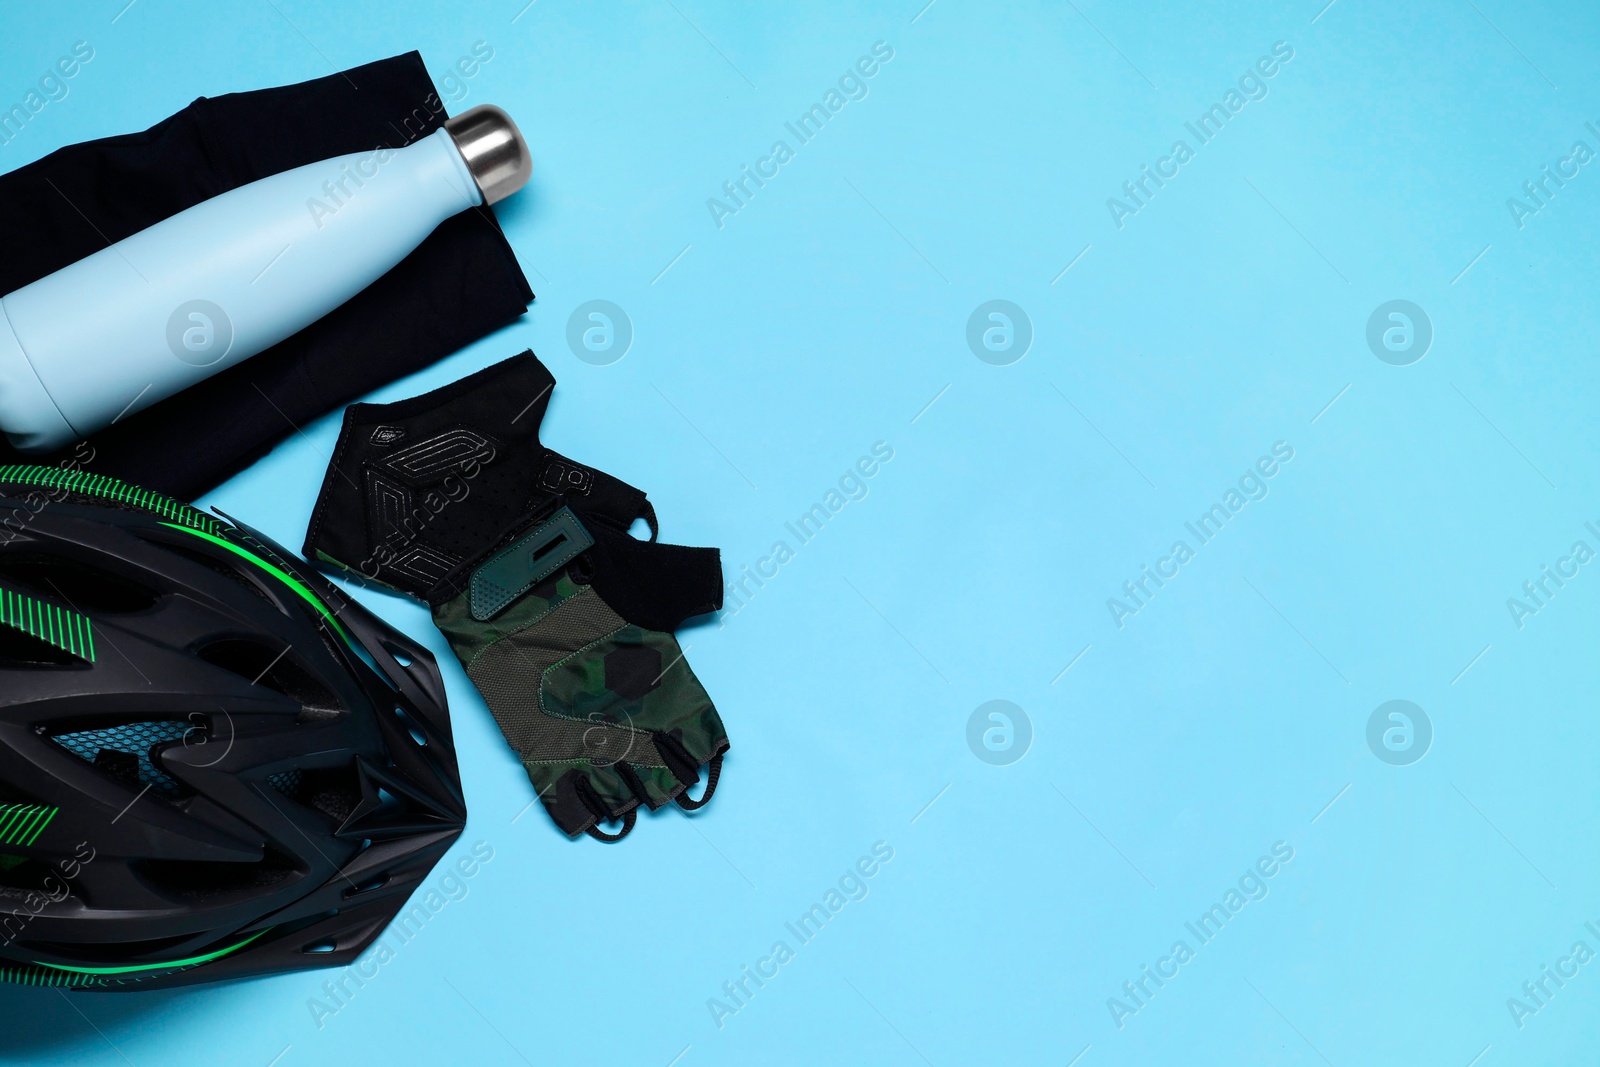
(0, 466), (466, 989)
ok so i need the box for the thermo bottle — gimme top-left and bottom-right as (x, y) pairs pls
(0, 104), (531, 453)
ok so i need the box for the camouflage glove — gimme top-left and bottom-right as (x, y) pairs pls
(303, 353), (729, 841)
(427, 503), (728, 840)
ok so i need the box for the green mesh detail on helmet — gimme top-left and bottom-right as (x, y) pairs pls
(0, 854), (25, 871)
(0, 465), (225, 536)
(0, 583), (94, 662)
(0, 805), (56, 847)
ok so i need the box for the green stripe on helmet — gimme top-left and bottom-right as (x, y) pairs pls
(0, 804), (57, 846)
(0, 926), (270, 988)
(158, 524), (353, 646)
(0, 584), (94, 662)
(30, 928), (270, 976)
(0, 465), (225, 536)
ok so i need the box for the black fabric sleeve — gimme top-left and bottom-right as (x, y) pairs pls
(0, 51), (533, 500)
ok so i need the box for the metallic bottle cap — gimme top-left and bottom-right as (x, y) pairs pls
(445, 105), (532, 206)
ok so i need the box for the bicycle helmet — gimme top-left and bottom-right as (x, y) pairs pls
(0, 465), (466, 989)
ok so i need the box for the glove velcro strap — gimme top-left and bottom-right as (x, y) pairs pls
(469, 507), (593, 620)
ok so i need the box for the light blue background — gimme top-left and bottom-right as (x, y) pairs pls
(2, 1), (1598, 1064)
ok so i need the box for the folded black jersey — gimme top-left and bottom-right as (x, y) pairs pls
(0, 51), (532, 499)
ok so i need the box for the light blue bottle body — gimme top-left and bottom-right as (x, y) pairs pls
(0, 125), (481, 452)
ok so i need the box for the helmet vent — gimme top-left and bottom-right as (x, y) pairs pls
(391, 707), (428, 747)
(53, 720), (193, 798)
(345, 873), (389, 897)
(198, 639), (341, 712)
(0, 553), (159, 614)
(156, 541), (279, 609)
(268, 763), (363, 824)
(133, 848), (300, 905)
(0, 854), (70, 896)
(0, 626), (78, 668)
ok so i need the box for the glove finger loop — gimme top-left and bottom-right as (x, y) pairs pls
(653, 731), (702, 788)
(675, 751), (724, 812)
(585, 807), (637, 843)
(574, 774), (637, 841)
(615, 761), (656, 808)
